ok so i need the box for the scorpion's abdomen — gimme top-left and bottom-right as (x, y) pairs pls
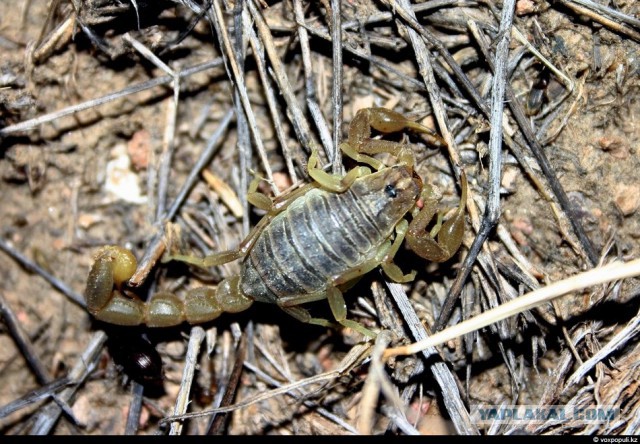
(241, 185), (389, 304)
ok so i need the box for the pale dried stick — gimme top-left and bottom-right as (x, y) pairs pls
(470, 14), (598, 265)
(293, 0), (334, 165)
(0, 237), (85, 307)
(124, 382), (145, 435)
(31, 14), (74, 62)
(122, 32), (181, 220)
(243, 360), (358, 434)
(0, 59), (224, 136)
(207, 330), (246, 435)
(559, 0), (640, 41)
(248, 0), (316, 156)
(129, 110), (234, 287)
(0, 378), (70, 419)
(434, 0), (517, 332)
(568, 0), (640, 28)
(330, 0), (344, 174)
(0, 292), (53, 385)
(342, 0), (477, 30)
(162, 342), (372, 423)
(565, 307), (640, 388)
(30, 331), (107, 434)
(247, 23), (300, 183)
(385, 258), (640, 358)
(169, 326), (206, 435)
(209, 0), (278, 195)
(385, 281), (478, 435)
(509, 27), (574, 92)
(384, 0), (461, 167)
(357, 331), (391, 434)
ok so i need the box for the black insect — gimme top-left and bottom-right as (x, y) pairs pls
(106, 329), (164, 388)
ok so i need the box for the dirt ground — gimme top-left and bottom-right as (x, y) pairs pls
(0, 0), (639, 436)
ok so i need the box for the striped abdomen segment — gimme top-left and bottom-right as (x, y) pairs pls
(243, 186), (389, 302)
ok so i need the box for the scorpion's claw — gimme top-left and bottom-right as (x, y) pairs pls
(405, 170), (467, 262)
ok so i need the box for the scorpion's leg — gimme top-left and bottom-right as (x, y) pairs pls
(379, 220), (418, 283)
(406, 170), (468, 262)
(328, 222), (415, 286)
(326, 287), (376, 338)
(277, 290), (376, 338)
(307, 146), (371, 193)
(311, 221), (416, 285)
(276, 291), (332, 327)
(166, 179), (315, 269)
(246, 174), (275, 212)
(280, 297), (376, 339)
(280, 288), (377, 337)
(276, 233), (410, 337)
(166, 247), (244, 270)
(278, 305), (336, 329)
(165, 176), (272, 269)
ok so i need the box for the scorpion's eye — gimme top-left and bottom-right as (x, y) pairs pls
(384, 184), (398, 198)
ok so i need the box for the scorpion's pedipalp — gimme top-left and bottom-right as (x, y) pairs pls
(406, 171), (467, 262)
(366, 107), (447, 148)
(348, 108), (446, 160)
(339, 142), (384, 170)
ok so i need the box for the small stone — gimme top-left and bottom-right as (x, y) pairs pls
(78, 212), (103, 229)
(105, 144), (147, 204)
(598, 136), (629, 159)
(516, 0), (537, 15)
(273, 171), (292, 192)
(614, 184), (640, 216)
(127, 129), (151, 170)
(501, 166), (519, 193)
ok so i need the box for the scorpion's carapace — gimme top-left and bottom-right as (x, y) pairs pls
(85, 107), (468, 337)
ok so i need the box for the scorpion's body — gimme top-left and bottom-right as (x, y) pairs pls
(243, 165), (420, 304)
(85, 108), (466, 336)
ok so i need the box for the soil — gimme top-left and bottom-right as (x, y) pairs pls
(0, 0), (638, 436)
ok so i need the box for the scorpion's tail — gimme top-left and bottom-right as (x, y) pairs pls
(85, 246), (253, 327)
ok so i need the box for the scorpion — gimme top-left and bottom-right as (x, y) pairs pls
(85, 107), (467, 337)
